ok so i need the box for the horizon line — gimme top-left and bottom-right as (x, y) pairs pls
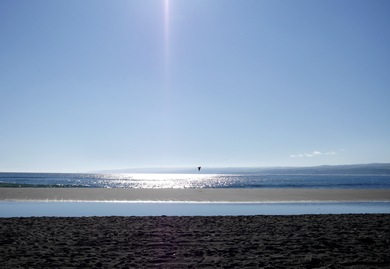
(2, 162), (389, 174)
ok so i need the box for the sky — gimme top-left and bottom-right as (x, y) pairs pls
(1, 0), (389, 172)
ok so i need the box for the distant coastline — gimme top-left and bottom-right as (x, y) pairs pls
(92, 163), (390, 175)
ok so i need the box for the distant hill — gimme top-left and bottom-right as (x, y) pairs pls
(93, 163), (390, 175)
(232, 163), (390, 175)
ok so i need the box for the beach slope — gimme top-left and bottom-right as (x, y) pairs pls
(1, 214), (390, 268)
(1, 188), (390, 202)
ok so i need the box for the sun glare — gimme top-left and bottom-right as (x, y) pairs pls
(164, 0), (169, 67)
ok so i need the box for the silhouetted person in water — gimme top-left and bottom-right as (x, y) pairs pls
(198, 166), (201, 171)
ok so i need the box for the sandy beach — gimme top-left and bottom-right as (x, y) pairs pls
(0, 214), (389, 268)
(1, 188), (390, 202)
(1, 188), (390, 267)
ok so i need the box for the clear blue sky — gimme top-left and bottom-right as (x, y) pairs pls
(1, 0), (389, 172)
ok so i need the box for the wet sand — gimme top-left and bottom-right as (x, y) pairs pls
(1, 188), (390, 202)
(1, 214), (390, 268)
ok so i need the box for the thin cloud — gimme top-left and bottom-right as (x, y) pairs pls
(290, 154), (303, 158)
(340, 149), (346, 151)
(291, 150), (337, 158)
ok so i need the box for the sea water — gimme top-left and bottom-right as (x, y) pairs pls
(1, 173), (390, 189)
(1, 202), (390, 218)
(1, 173), (389, 217)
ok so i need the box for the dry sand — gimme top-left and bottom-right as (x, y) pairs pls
(1, 188), (390, 202)
(1, 214), (390, 268)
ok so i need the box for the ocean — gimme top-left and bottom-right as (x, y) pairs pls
(1, 173), (389, 217)
(1, 172), (390, 189)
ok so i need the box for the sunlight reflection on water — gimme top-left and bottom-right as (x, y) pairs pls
(1, 173), (389, 189)
(114, 174), (229, 189)
(69, 174), (234, 189)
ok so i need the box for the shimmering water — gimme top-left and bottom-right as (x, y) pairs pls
(1, 173), (390, 189)
(1, 173), (389, 217)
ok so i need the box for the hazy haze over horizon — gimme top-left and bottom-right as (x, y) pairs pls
(1, 0), (389, 173)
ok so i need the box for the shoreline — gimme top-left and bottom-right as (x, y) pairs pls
(1, 188), (390, 202)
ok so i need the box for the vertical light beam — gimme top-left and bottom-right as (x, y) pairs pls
(164, 0), (170, 76)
